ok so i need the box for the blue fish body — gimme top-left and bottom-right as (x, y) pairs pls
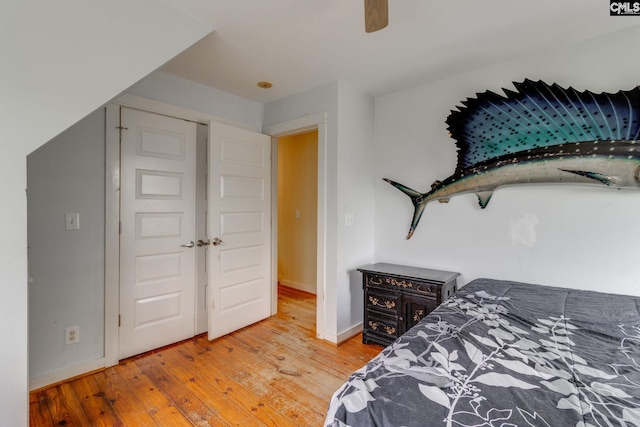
(386, 80), (640, 239)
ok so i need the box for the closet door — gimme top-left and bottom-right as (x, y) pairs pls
(207, 122), (271, 339)
(119, 107), (196, 358)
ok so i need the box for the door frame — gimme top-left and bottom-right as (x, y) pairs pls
(104, 95), (258, 366)
(263, 113), (328, 341)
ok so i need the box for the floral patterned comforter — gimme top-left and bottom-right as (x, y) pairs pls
(325, 278), (640, 427)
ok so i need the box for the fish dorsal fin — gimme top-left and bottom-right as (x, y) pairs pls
(559, 169), (615, 186)
(476, 191), (493, 209)
(446, 79), (640, 173)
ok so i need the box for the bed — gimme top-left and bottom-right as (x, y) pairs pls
(325, 278), (640, 426)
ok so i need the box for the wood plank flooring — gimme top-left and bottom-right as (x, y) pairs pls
(30, 286), (382, 426)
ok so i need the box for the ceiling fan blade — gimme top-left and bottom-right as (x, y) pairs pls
(364, 0), (388, 33)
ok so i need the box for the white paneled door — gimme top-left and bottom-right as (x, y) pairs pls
(119, 108), (197, 359)
(208, 123), (272, 340)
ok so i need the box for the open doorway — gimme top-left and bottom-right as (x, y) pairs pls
(277, 130), (318, 328)
(266, 112), (327, 340)
(277, 130), (318, 294)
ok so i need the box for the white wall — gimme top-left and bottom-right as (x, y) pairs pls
(374, 25), (640, 296)
(127, 71), (264, 131)
(265, 80), (375, 340)
(28, 109), (106, 380)
(0, 1), (211, 424)
(335, 81), (376, 334)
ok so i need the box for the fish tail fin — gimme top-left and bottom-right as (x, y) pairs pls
(383, 178), (427, 239)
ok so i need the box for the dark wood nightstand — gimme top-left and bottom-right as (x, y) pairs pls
(358, 263), (460, 347)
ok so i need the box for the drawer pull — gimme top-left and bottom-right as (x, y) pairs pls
(369, 276), (383, 285)
(417, 284), (435, 293)
(368, 321), (396, 335)
(368, 296), (396, 309)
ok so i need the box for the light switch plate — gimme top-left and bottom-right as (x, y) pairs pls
(345, 213), (355, 227)
(65, 212), (80, 230)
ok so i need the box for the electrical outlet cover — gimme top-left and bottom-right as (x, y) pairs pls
(65, 326), (79, 345)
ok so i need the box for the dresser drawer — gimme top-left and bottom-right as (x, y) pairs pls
(366, 273), (438, 298)
(366, 288), (400, 314)
(365, 310), (399, 340)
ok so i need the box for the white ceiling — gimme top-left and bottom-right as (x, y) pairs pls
(162, 0), (640, 104)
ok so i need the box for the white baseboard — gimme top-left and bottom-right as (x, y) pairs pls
(29, 357), (106, 391)
(337, 322), (363, 344)
(278, 279), (316, 295)
(323, 322), (363, 345)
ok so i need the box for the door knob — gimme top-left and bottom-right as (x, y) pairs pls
(211, 237), (223, 246)
(197, 239), (210, 247)
(180, 241), (195, 248)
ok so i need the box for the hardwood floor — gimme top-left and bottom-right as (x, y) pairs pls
(30, 286), (382, 426)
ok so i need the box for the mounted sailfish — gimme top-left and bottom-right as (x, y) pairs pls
(385, 79), (640, 239)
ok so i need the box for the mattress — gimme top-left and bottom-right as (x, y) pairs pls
(325, 278), (640, 426)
